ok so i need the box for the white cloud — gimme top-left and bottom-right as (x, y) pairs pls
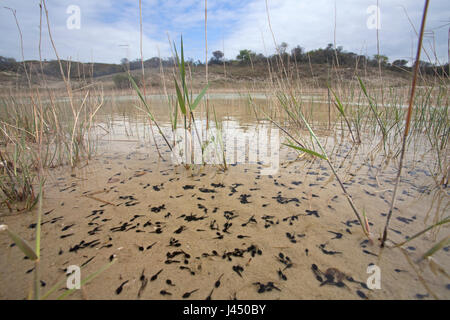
(0, 0), (170, 63)
(0, 0), (448, 64)
(216, 0), (449, 64)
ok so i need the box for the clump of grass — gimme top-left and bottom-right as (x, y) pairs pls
(0, 148), (37, 211)
(266, 92), (369, 237)
(0, 2), (106, 211)
(172, 36), (209, 166)
(130, 36), (210, 168)
(328, 84), (361, 144)
(128, 74), (173, 153)
(358, 77), (388, 150)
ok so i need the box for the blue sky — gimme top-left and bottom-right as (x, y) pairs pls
(0, 0), (449, 64)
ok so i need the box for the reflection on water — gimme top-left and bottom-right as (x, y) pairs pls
(95, 98), (281, 175)
(169, 121), (279, 175)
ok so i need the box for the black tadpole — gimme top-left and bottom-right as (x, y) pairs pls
(182, 289), (199, 299)
(278, 269), (287, 281)
(160, 290), (172, 296)
(215, 273), (224, 288)
(166, 279), (175, 286)
(150, 269), (163, 281)
(328, 231), (343, 239)
(115, 280), (129, 295)
(232, 265), (244, 277)
(137, 269), (148, 298)
(205, 288), (214, 300)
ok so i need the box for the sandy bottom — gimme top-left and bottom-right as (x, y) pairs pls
(0, 135), (449, 300)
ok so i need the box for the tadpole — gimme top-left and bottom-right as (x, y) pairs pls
(182, 289), (199, 299)
(215, 273), (224, 288)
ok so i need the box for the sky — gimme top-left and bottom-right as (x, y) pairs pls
(0, 0), (449, 65)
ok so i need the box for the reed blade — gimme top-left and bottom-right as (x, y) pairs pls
(283, 143), (327, 160)
(1, 226), (38, 261)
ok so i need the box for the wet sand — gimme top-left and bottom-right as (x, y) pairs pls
(0, 101), (449, 300)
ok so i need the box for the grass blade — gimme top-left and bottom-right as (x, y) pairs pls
(421, 236), (450, 261)
(190, 83), (209, 111)
(394, 216), (450, 247)
(1, 226), (38, 261)
(357, 76), (387, 138)
(174, 78), (187, 115)
(129, 74), (173, 151)
(180, 35), (186, 88)
(283, 143), (327, 160)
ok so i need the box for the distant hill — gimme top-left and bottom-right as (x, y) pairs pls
(0, 43), (448, 91)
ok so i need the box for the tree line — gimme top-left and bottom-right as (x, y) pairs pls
(1, 42), (448, 79)
(209, 42), (448, 76)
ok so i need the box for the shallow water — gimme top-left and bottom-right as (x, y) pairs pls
(0, 96), (449, 300)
